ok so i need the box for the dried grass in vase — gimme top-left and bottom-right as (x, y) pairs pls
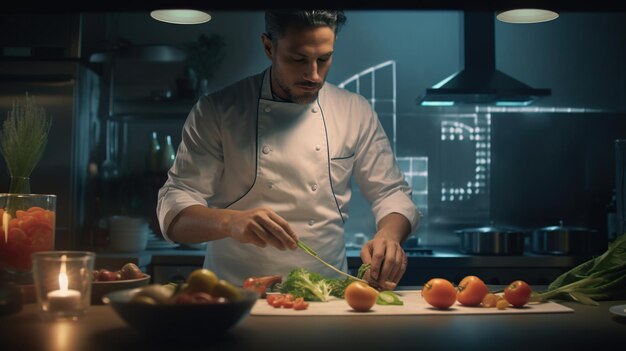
(0, 93), (52, 193)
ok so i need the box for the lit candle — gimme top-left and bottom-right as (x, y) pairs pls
(47, 255), (82, 312)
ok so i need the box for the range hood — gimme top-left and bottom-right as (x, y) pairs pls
(418, 12), (551, 107)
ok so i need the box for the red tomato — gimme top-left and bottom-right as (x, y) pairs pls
(422, 278), (457, 309)
(293, 297), (309, 310)
(267, 294), (285, 308)
(456, 275), (489, 306)
(282, 297), (294, 308)
(504, 280), (533, 307)
(344, 281), (378, 312)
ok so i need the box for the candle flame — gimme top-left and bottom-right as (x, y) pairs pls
(2, 211), (9, 243)
(58, 255), (68, 292)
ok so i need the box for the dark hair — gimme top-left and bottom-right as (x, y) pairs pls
(264, 10), (347, 42)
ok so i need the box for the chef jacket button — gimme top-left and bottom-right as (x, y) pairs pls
(311, 184), (318, 191)
(311, 107), (318, 113)
(264, 106), (272, 113)
(308, 220), (315, 226)
(315, 145), (321, 151)
(262, 145), (271, 154)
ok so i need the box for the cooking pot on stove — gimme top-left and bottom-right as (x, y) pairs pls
(455, 225), (527, 255)
(530, 221), (597, 255)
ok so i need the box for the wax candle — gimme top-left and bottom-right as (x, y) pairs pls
(47, 255), (82, 312)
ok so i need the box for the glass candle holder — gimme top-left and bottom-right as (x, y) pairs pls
(32, 251), (95, 320)
(0, 193), (57, 283)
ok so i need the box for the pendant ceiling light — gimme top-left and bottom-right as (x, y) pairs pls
(496, 9), (559, 24)
(150, 9), (212, 25)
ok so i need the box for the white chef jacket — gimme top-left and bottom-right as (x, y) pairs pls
(157, 68), (420, 285)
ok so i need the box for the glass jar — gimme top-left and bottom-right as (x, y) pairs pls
(0, 193), (56, 281)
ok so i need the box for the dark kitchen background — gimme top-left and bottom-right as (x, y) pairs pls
(1, 9), (625, 284)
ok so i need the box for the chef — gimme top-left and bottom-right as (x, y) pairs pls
(157, 10), (420, 288)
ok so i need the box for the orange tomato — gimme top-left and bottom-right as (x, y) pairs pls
(344, 281), (378, 312)
(0, 206), (55, 271)
(456, 275), (490, 306)
(422, 278), (457, 309)
(481, 293), (499, 308)
(504, 280), (533, 307)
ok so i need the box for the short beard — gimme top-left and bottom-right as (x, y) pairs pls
(276, 77), (321, 105)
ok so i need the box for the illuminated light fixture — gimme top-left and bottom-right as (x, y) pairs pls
(495, 100), (533, 107)
(421, 101), (455, 107)
(150, 9), (212, 25)
(496, 9), (559, 24)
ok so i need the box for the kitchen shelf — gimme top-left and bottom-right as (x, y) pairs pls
(108, 98), (195, 121)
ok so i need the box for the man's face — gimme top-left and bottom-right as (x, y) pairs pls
(262, 25), (335, 104)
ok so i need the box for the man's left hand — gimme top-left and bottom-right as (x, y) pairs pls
(360, 235), (407, 290)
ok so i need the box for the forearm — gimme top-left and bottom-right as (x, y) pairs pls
(375, 212), (411, 244)
(167, 205), (235, 243)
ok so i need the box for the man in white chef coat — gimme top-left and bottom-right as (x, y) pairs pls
(157, 10), (420, 288)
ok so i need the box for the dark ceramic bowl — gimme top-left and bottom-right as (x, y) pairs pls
(103, 287), (259, 335)
(91, 275), (151, 305)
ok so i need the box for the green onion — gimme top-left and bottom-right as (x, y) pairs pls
(530, 232), (626, 305)
(296, 240), (367, 284)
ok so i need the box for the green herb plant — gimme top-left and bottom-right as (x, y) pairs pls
(0, 93), (51, 193)
(185, 34), (225, 95)
(530, 232), (626, 305)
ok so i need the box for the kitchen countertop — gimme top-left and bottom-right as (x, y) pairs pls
(1, 289), (624, 351)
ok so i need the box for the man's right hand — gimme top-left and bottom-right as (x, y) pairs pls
(223, 207), (298, 250)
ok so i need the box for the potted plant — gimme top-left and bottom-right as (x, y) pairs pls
(185, 33), (226, 97)
(0, 93), (56, 281)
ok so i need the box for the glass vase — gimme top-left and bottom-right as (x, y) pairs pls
(0, 193), (56, 283)
(9, 176), (31, 194)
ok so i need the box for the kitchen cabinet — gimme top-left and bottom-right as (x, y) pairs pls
(88, 45), (195, 242)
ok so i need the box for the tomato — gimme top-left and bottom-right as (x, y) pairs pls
(344, 281), (378, 312)
(268, 294), (285, 308)
(496, 299), (509, 310)
(422, 278), (457, 309)
(266, 294), (281, 306)
(211, 279), (241, 301)
(481, 293), (499, 308)
(504, 280), (532, 307)
(293, 297), (309, 310)
(96, 269), (119, 281)
(185, 269), (218, 294)
(0, 206), (55, 272)
(266, 293), (298, 308)
(456, 275), (489, 306)
(282, 295), (294, 308)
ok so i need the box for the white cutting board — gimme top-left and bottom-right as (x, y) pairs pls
(250, 290), (573, 316)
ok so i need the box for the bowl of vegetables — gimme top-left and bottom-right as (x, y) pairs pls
(103, 268), (259, 336)
(91, 263), (150, 305)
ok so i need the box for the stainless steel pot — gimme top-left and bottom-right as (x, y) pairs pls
(531, 221), (597, 255)
(455, 225), (527, 255)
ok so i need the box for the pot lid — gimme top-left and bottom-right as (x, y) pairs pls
(455, 225), (527, 234)
(537, 220), (596, 232)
